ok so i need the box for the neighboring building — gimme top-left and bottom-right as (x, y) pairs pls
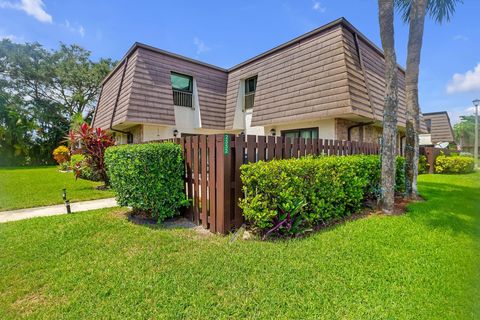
(92, 17), (424, 149)
(419, 111), (455, 146)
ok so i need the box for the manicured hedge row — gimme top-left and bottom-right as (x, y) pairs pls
(240, 155), (405, 233)
(105, 143), (188, 221)
(435, 155), (475, 174)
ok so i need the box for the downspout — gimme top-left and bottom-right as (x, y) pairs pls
(110, 57), (133, 142)
(348, 121), (374, 141)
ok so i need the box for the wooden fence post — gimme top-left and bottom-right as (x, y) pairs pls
(215, 134), (233, 234)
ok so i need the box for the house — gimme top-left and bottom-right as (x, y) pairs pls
(92, 17), (422, 150)
(419, 111), (455, 146)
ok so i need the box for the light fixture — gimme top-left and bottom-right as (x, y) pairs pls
(473, 98), (480, 107)
(270, 128), (276, 136)
(173, 129), (179, 137)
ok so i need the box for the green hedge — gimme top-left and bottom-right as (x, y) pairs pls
(240, 155), (405, 233)
(435, 155), (475, 174)
(105, 143), (187, 221)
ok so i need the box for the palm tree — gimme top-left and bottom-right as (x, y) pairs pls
(378, 0), (399, 213)
(396, 0), (462, 197)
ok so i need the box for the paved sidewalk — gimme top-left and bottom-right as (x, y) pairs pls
(0, 198), (118, 223)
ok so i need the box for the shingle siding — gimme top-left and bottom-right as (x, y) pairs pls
(226, 26), (352, 128)
(423, 112), (454, 143)
(93, 18), (425, 134)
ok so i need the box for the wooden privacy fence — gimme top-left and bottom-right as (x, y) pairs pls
(156, 134), (380, 234)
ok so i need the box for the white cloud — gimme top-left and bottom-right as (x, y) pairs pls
(447, 63), (480, 94)
(193, 37), (210, 55)
(0, 0), (52, 23)
(312, 1), (326, 13)
(61, 19), (85, 37)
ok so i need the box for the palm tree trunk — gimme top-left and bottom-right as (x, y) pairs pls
(405, 0), (428, 198)
(378, 0), (399, 213)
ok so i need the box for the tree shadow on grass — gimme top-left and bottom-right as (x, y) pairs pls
(408, 181), (480, 238)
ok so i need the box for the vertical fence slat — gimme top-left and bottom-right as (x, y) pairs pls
(207, 135), (216, 232)
(299, 138), (306, 157)
(292, 137), (299, 158)
(306, 138), (312, 156)
(185, 137), (193, 220)
(267, 136), (275, 160)
(258, 136), (266, 161)
(312, 138), (318, 155)
(200, 135), (208, 228)
(275, 136), (283, 159)
(284, 137), (292, 159)
(192, 136), (200, 225)
(247, 135), (256, 163)
(234, 135), (245, 228)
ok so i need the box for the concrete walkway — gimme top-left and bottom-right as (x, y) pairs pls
(0, 198), (118, 223)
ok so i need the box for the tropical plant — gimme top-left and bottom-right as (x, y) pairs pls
(263, 199), (306, 239)
(378, 0), (399, 213)
(52, 145), (70, 165)
(68, 123), (115, 184)
(395, 0), (462, 197)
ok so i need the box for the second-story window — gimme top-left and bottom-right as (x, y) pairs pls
(171, 72), (193, 108)
(244, 76), (257, 110)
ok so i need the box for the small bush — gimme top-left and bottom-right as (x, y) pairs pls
(52, 146), (70, 166)
(105, 142), (188, 222)
(240, 155), (405, 236)
(70, 154), (100, 181)
(418, 155), (429, 174)
(435, 155), (474, 174)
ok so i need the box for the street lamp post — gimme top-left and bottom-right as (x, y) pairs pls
(473, 99), (480, 169)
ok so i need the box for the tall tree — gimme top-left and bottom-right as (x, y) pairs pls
(396, 0), (462, 197)
(0, 40), (114, 165)
(378, 0), (399, 213)
(454, 115), (476, 149)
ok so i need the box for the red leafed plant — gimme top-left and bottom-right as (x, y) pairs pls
(68, 123), (115, 184)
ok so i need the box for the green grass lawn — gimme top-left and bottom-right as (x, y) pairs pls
(0, 166), (114, 211)
(0, 173), (478, 319)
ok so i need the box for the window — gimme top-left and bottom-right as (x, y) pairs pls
(244, 76), (257, 110)
(425, 119), (432, 133)
(171, 72), (193, 107)
(281, 128), (319, 140)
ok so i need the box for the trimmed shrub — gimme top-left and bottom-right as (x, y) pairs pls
(418, 155), (429, 174)
(105, 142), (188, 221)
(435, 155), (474, 174)
(240, 155), (405, 235)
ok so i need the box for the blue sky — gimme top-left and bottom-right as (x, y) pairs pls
(1, 0), (479, 123)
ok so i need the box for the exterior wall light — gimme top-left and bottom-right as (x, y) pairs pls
(270, 128), (276, 136)
(173, 129), (179, 137)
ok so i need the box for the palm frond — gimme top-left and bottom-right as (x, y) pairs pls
(395, 0), (463, 23)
